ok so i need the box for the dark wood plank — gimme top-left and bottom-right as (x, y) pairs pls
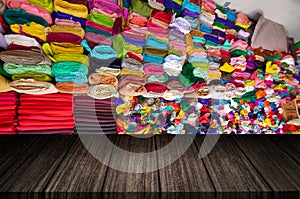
(45, 135), (115, 192)
(156, 135), (215, 192)
(102, 135), (159, 192)
(194, 136), (270, 194)
(269, 135), (300, 165)
(0, 136), (75, 192)
(232, 136), (300, 192)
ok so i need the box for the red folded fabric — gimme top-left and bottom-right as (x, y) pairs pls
(18, 109), (73, 116)
(19, 106), (73, 110)
(0, 126), (16, 132)
(47, 33), (83, 44)
(18, 120), (75, 126)
(20, 101), (73, 107)
(0, 105), (17, 110)
(7, 44), (41, 51)
(21, 93), (73, 100)
(145, 82), (170, 93)
(17, 125), (75, 131)
(283, 124), (300, 132)
(18, 115), (74, 121)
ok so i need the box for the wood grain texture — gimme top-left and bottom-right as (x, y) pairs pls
(231, 136), (300, 192)
(102, 135), (159, 193)
(0, 136), (75, 192)
(269, 135), (300, 165)
(45, 135), (115, 192)
(195, 136), (271, 194)
(156, 135), (215, 192)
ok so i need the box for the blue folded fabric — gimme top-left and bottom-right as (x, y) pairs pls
(188, 56), (209, 63)
(215, 14), (237, 29)
(200, 23), (213, 33)
(164, 0), (182, 10)
(204, 34), (220, 44)
(208, 56), (220, 63)
(182, 0), (200, 13)
(123, 36), (146, 47)
(192, 36), (206, 44)
(183, 16), (199, 28)
(164, 54), (185, 62)
(143, 53), (164, 64)
(55, 72), (88, 83)
(146, 35), (169, 50)
(92, 45), (117, 60)
(52, 12), (86, 27)
(226, 8), (237, 22)
(123, 0), (131, 8)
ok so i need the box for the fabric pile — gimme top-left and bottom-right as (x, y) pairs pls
(0, 91), (18, 134)
(17, 93), (75, 134)
(74, 95), (116, 133)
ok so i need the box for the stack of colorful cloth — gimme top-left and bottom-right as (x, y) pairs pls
(0, 91), (18, 134)
(74, 95), (116, 133)
(181, 0), (200, 29)
(295, 41), (300, 61)
(17, 93), (75, 134)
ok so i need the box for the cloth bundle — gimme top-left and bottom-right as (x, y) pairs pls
(17, 93), (75, 134)
(0, 92), (18, 134)
(74, 95), (117, 133)
(181, 0), (200, 29)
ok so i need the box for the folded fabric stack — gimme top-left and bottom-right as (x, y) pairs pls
(0, 91), (18, 134)
(17, 93), (75, 134)
(181, 0), (200, 29)
(74, 95), (116, 133)
(2, 1), (52, 93)
(295, 41), (300, 61)
(41, 0), (90, 94)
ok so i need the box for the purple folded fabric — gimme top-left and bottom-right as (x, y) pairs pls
(211, 29), (226, 38)
(204, 34), (220, 44)
(123, 36), (146, 47)
(164, 0), (181, 10)
(182, 9), (199, 18)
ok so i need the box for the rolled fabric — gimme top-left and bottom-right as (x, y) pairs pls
(5, 34), (40, 48)
(84, 32), (112, 48)
(52, 11), (86, 27)
(144, 47), (168, 56)
(118, 74), (145, 89)
(143, 53), (164, 64)
(4, 8), (49, 26)
(10, 22), (47, 42)
(95, 67), (120, 76)
(145, 82), (169, 93)
(146, 73), (168, 83)
(89, 13), (114, 28)
(28, 0), (53, 13)
(4, 63), (52, 76)
(55, 72), (88, 84)
(46, 25), (85, 39)
(88, 84), (119, 99)
(119, 83), (147, 96)
(53, 54), (89, 66)
(54, 0), (88, 19)
(9, 79), (58, 94)
(12, 72), (53, 82)
(120, 68), (144, 77)
(47, 33), (82, 44)
(6, 0), (53, 25)
(122, 57), (143, 71)
(0, 50), (51, 65)
(0, 75), (12, 92)
(143, 63), (164, 75)
(56, 82), (89, 94)
(52, 62), (88, 76)
(88, 73), (118, 88)
(55, 18), (81, 27)
(90, 45), (117, 60)
(50, 42), (84, 54)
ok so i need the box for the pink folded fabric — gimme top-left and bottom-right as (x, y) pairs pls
(143, 63), (164, 75)
(55, 18), (82, 27)
(148, 26), (170, 38)
(86, 20), (113, 34)
(7, 0), (53, 25)
(47, 32), (83, 44)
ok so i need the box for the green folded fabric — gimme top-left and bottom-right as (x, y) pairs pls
(0, 66), (12, 79)
(112, 34), (126, 59)
(89, 13), (114, 28)
(85, 26), (112, 38)
(4, 8), (49, 26)
(295, 41), (300, 49)
(216, 5), (226, 14)
(230, 49), (248, 56)
(4, 63), (52, 76)
(131, 0), (152, 17)
(206, 40), (219, 47)
(28, 0), (53, 13)
(52, 62), (89, 76)
(179, 63), (205, 87)
(213, 21), (226, 29)
(12, 72), (53, 82)
(233, 90), (256, 103)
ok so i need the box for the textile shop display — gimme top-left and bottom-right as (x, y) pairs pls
(0, 0), (299, 134)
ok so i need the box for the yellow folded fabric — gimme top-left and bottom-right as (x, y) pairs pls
(54, 54), (90, 66)
(120, 68), (144, 77)
(90, 8), (118, 22)
(186, 33), (206, 55)
(46, 25), (85, 39)
(0, 75), (12, 92)
(11, 22), (46, 42)
(50, 42), (84, 54)
(29, 0), (54, 13)
(42, 43), (56, 62)
(54, 0), (88, 19)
